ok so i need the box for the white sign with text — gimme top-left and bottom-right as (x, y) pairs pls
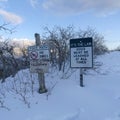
(70, 38), (93, 68)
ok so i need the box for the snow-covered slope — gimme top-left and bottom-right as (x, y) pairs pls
(0, 51), (120, 120)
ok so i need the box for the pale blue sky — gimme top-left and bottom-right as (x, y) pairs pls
(0, 0), (120, 49)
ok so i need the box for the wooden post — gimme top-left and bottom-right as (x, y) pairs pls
(80, 68), (84, 87)
(34, 33), (48, 93)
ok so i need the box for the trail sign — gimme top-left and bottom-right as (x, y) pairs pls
(28, 44), (50, 73)
(70, 37), (93, 68)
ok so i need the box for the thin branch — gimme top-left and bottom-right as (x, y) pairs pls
(0, 23), (16, 34)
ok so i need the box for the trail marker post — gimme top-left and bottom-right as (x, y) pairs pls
(28, 33), (49, 93)
(70, 37), (93, 87)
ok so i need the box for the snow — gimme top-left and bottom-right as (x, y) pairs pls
(0, 51), (120, 120)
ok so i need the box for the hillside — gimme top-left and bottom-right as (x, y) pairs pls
(0, 51), (120, 120)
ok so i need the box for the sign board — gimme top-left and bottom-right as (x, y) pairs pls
(28, 45), (49, 60)
(30, 60), (49, 73)
(28, 44), (50, 73)
(70, 37), (93, 68)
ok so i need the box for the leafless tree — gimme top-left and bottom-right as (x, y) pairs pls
(41, 25), (108, 72)
(0, 23), (17, 109)
(77, 27), (108, 56)
(42, 25), (75, 72)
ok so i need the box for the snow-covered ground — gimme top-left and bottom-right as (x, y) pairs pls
(0, 51), (120, 120)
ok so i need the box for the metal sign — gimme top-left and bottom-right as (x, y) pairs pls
(70, 37), (93, 68)
(28, 44), (50, 73)
(28, 45), (49, 60)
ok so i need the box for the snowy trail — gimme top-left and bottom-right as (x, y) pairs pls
(1, 51), (120, 120)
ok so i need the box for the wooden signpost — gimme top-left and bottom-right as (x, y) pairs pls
(28, 33), (49, 93)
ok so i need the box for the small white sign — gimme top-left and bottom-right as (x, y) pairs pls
(28, 45), (49, 61)
(30, 60), (49, 73)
